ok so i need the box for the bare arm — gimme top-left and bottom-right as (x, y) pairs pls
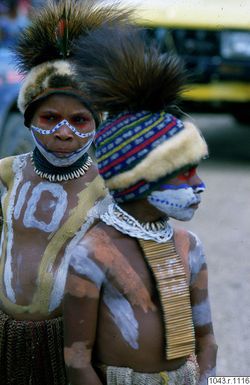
(63, 241), (104, 385)
(188, 232), (218, 385)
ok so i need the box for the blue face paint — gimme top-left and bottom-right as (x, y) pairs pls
(147, 182), (206, 221)
(31, 119), (95, 139)
(160, 182), (206, 192)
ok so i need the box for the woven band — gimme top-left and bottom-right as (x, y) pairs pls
(138, 239), (195, 360)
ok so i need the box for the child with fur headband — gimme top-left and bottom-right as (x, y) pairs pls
(0, 2), (132, 384)
(63, 25), (218, 385)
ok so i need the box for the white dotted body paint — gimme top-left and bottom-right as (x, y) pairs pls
(23, 182), (68, 232)
(148, 187), (201, 221)
(4, 155), (27, 303)
(68, 239), (139, 350)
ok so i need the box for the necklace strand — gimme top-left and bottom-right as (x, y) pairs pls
(31, 150), (92, 182)
(100, 203), (173, 243)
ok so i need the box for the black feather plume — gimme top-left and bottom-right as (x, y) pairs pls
(74, 25), (187, 114)
(14, 0), (133, 73)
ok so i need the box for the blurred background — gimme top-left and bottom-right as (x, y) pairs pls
(0, 0), (249, 375)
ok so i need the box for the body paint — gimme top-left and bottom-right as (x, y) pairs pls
(88, 228), (156, 313)
(188, 232), (212, 327)
(188, 232), (206, 285)
(4, 155), (27, 303)
(0, 158), (106, 315)
(69, 242), (139, 350)
(192, 298), (212, 326)
(49, 202), (102, 312)
(23, 182), (68, 232)
(103, 281), (139, 349)
(64, 341), (91, 369)
(13, 181), (31, 220)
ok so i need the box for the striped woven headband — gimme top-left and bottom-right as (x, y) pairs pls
(95, 112), (184, 180)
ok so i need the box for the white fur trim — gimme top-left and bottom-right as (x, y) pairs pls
(17, 60), (75, 113)
(106, 122), (208, 190)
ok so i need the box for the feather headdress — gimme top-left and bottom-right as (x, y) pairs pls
(74, 25), (187, 114)
(73, 25), (208, 202)
(15, 0), (132, 73)
(15, 0), (132, 123)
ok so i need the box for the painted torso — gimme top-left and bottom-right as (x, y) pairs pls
(0, 153), (106, 320)
(67, 223), (195, 372)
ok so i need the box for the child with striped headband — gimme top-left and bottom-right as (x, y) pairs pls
(63, 25), (218, 385)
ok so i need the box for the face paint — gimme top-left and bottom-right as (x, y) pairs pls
(31, 119), (95, 139)
(31, 130), (94, 167)
(147, 182), (206, 221)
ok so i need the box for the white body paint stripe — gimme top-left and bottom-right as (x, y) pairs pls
(23, 182), (68, 233)
(4, 155), (27, 303)
(49, 202), (104, 312)
(67, 234), (139, 350)
(14, 181), (31, 220)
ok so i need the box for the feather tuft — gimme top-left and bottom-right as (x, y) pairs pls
(14, 0), (133, 73)
(74, 25), (187, 114)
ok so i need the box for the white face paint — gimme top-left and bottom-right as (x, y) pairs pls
(31, 131), (94, 167)
(147, 183), (205, 221)
(31, 119), (95, 139)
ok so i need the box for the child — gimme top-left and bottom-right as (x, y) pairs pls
(63, 25), (217, 385)
(0, 2), (130, 384)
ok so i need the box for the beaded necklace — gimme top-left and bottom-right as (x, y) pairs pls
(31, 147), (92, 182)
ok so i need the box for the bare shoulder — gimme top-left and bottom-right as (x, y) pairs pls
(173, 228), (205, 279)
(69, 221), (125, 276)
(0, 155), (15, 183)
(85, 220), (126, 248)
(173, 228), (203, 252)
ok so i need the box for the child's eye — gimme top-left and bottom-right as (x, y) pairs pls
(40, 115), (56, 122)
(72, 116), (87, 124)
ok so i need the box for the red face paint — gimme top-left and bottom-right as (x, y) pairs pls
(177, 167), (197, 182)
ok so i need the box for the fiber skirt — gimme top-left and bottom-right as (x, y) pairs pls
(0, 309), (67, 385)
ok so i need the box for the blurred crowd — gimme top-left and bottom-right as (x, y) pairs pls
(0, 0), (30, 47)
